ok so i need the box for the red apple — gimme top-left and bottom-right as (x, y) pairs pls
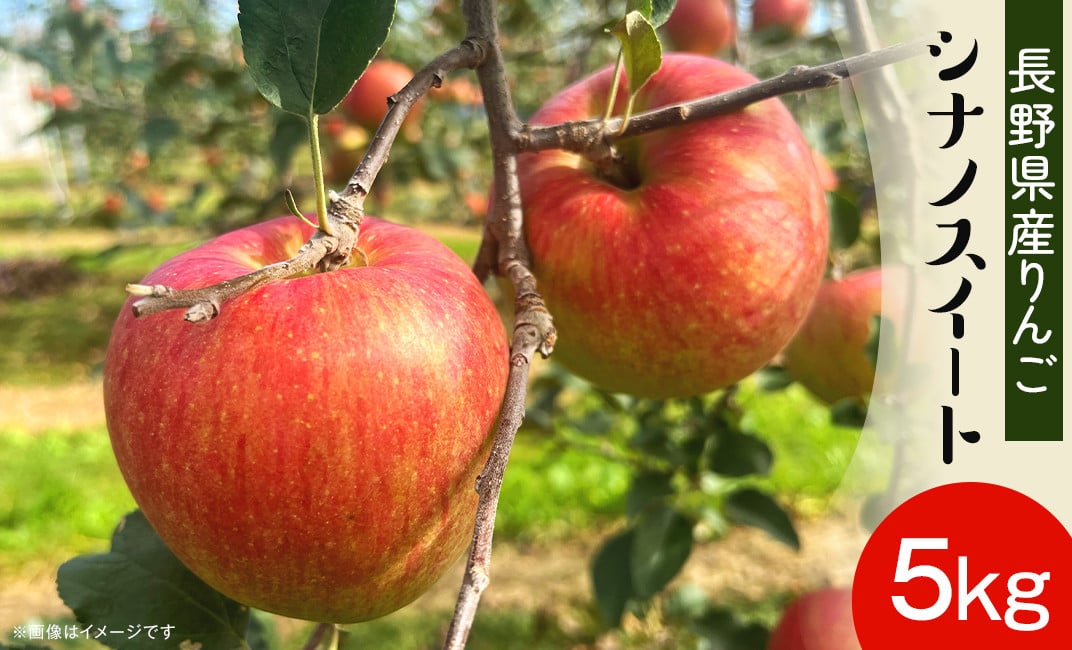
(752, 0), (811, 37)
(341, 59), (422, 139)
(663, 0), (736, 55)
(517, 54), (828, 399)
(103, 216), (509, 622)
(50, 84), (77, 110)
(769, 586), (860, 650)
(101, 191), (125, 214)
(812, 148), (839, 192)
(782, 267), (883, 404)
(29, 83), (50, 103)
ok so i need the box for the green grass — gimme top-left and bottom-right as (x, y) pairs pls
(738, 380), (889, 512)
(0, 427), (136, 574)
(0, 241), (196, 385)
(498, 431), (631, 542)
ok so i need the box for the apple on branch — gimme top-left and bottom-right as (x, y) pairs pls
(782, 267), (886, 405)
(103, 216), (509, 623)
(752, 0), (812, 38)
(340, 59), (422, 141)
(517, 53), (828, 399)
(663, 0), (736, 55)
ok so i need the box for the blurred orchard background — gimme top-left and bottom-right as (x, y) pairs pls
(0, 0), (912, 647)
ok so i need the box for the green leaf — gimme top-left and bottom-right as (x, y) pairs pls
(754, 366), (793, 392)
(269, 111), (309, 175)
(627, 471), (676, 516)
(830, 398), (868, 428)
(865, 313), (887, 372)
(591, 529), (636, 628)
(609, 11), (662, 112)
(828, 191), (861, 251)
(238, 0), (397, 116)
(709, 430), (773, 478)
(626, 0), (677, 27)
(649, 0), (678, 27)
(724, 488), (800, 550)
(630, 504), (693, 598)
(57, 510), (254, 650)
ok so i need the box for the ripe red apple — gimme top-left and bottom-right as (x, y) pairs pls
(517, 54), (828, 398)
(769, 586), (861, 650)
(752, 0), (811, 37)
(663, 0), (736, 55)
(341, 59), (422, 139)
(782, 267), (883, 404)
(103, 216), (509, 622)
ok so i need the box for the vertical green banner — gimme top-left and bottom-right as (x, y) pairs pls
(1005, 4), (1063, 440)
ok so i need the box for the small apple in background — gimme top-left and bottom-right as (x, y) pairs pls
(104, 216), (509, 623)
(663, 0), (736, 55)
(50, 84), (78, 110)
(101, 191), (125, 215)
(782, 267), (884, 404)
(517, 54), (828, 399)
(752, 0), (811, 37)
(769, 586), (860, 650)
(341, 59), (422, 140)
(143, 188), (167, 213)
(29, 83), (51, 103)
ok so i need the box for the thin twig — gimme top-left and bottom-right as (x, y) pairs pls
(514, 39), (926, 155)
(126, 43), (487, 321)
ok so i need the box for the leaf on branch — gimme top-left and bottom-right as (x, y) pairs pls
(57, 510), (256, 650)
(626, 471), (676, 517)
(828, 191), (861, 250)
(627, 0), (677, 27)
(237, 0), (397, 116)
(630, 504), (693, 598)
(591, 529), (636, 628)
(724, 487), (800, 550)
(608, 10), (662, 123)
(708, 429), (774, 478)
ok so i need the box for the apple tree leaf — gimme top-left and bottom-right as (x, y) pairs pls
(626, 0), (677, 27)
(609, 10), (662, 109)
(830, 398), (869, 428)
(56, 510), (256, 650)
(237, 0), (396, 116)
(630, 504), (693, 598)
(626, 471), (676, 517)
(591, 528), (636, 628)
(865, 313), (888, 372)
(828, 190), (861, 250)
(724, 487), (800, 550)
(708, 429), (773, 478)
(754, 365), (794, 392)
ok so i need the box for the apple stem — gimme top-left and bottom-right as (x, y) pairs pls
(307, 112), (334, 237)
(602, 49), (624, 123)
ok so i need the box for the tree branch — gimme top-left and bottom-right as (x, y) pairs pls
(443, 2), (556, 649)
(514, 39), (926, 155)
(125, 43), (487, 321)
